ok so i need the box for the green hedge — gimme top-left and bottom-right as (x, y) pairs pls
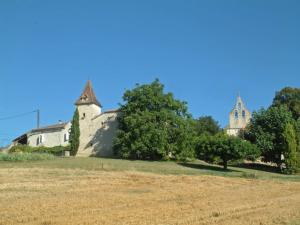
(0, 152), (55, 161)
(9, 145), (70, 156)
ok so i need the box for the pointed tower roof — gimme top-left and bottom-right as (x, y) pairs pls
(231, 94), (248, 112)
(75, 80), (102, 107)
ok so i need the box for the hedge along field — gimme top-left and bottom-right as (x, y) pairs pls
(0, 152), (55, 161)
(9, 145), (69, 156)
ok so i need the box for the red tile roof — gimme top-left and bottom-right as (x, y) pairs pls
(75, 80), (102, 107)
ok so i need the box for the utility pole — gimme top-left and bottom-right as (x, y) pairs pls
(36, 109), (40, 128)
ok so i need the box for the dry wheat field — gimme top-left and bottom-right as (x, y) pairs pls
(0, 163), (300, 225)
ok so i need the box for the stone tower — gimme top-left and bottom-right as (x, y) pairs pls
(226, 95), (251, 136)
(75, 80), (102, 120)
(75, 80), (102, 156)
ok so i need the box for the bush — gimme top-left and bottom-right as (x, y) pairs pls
(0, 152), (55, 161)
(9, 145), (69, 156)
(195, 134), (260, 169)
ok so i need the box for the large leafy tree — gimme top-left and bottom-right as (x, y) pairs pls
(69, 108), (80, 156)
(244, 106), (295, 167)
(113, 79), (195, 161)
(194, 116), (221, 136)
(196, 133), (259, 170)
(272, 87), (300, 120)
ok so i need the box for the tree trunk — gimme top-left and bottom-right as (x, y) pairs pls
(223, 160), (228, 170)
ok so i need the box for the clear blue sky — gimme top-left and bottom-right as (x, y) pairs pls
(0, 0), (299, 146)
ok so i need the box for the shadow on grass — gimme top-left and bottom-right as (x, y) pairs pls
(91, 155), (120, 160)
(231, 163), (281, 174)
(178, 162), (239, 173)
(91, 155), (162, 162)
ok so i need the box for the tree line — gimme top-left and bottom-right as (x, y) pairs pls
(70, 79), (299, 174)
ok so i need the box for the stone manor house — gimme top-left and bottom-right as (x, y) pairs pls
(12, 81), (120, 157)
(11, 81), (250, 156)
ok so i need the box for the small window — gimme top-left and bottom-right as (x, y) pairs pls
(235, 110), (238, 119)
(238, 102), (242, 110)
(64, 133), (69, 142)
(36, 135), (43, 145)
(82, 113), (86, 119)
(39, 135), (43, 144)
(242, 110), (246, 118)
(80, 94), (88, 101)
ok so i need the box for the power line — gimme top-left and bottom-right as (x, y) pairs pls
(0, 110), (37, 121)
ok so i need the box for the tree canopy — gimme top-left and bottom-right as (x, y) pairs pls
(113, 79), (195, 161)
(194, 116), (221, 136)
(244, 106), (295, 167)
(196, 133), (259, 169)
(272, 87), (300, 120)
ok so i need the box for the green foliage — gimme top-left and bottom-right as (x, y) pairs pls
(194, 116), (221, 136)
(272, 87), (300, 120)
(9, 145), (69, 156)
(113, 79), (195, 161)
(295, 118), (300, 152)
(69, 108), (80, 156)
(244, 106), (295, 167)
(283, 123), (298, 174)
(195, 133), (260, 169)
(0, 152), (55, 161)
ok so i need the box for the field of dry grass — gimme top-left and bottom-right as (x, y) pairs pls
(0, 160), (300, 225)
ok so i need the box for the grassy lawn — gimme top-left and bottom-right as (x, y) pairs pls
(0, 156), (299, 181)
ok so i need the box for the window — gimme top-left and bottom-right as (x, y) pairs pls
(36, 134), (44, 145)
(234, 110), (238, 119)
(242, 110), (246, 118)
(238, 102), (242, 110)
(82, 113), (86, 119)
(64, 133), (69, 142)
(80, 94), (88, 102)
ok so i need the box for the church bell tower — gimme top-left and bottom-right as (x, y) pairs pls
(227, 95), (251, 136)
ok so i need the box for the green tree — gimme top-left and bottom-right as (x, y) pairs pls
(296, 118), (300, 152)
(194, 116), (221, 136)
(196, 133), (259, 170)
(113, 79), (195, 161)
(272, 87), (300, 120)
(244, 106), (295, 167)
(283, 123), (298, 174)
(69, 108), (80, 156)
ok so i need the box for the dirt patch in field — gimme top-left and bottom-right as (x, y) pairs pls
(0, 168), (299, 225)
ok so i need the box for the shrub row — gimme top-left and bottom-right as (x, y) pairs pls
(9, 145), (70, 156)
(0, 152), (55, 161)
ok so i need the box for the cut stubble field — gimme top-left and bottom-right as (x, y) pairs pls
(0, 158), (299, 225)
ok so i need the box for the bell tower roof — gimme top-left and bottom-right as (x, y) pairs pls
(234, 95), (247, 111)
(75, 80), (102, 107)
